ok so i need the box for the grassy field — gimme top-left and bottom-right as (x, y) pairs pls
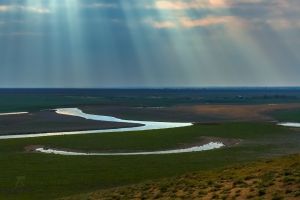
(63, 154), (300, 200)
(0, 122), (293, 152)
(1, 90), (300, 200)
(0, 123), (299, 200)
(1, 88), (300, 113)
(270, 109), (300, 123)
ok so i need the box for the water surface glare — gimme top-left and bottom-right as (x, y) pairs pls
(0, 112), (28, 116)
(278, 122), (300, 128)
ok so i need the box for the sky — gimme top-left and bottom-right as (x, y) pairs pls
(0, 0), (299, 88)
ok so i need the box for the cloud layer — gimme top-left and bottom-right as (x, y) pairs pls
(144, 0), (300, 29)
(0, 0), (299, 87)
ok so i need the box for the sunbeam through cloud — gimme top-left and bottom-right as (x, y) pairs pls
(0, 0), (299, 87)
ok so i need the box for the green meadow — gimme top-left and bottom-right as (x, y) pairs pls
(271, 109), (300, 122)
(0, 123), (299, 200)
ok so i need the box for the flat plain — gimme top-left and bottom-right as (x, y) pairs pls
(0, 89), (300, 200)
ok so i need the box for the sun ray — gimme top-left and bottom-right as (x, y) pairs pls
(0, 0), (300, 87)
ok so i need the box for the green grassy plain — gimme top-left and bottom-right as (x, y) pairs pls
(1, 89), (300, 113)
(270, 109), (300, 122)
(1, 90), (300, 199)
(0, 123), (299, 200)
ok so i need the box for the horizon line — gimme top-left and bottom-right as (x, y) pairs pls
(1, 86), (300, 90)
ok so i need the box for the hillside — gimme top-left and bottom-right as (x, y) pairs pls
(63, 154), (300, 200)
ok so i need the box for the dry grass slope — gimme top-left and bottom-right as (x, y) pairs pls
(62, 154), (300, 200)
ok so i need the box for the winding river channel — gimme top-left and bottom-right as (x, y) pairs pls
(35, 142), (225, 156)
(0, 108), (192, 140)
(1, 108), (299, 155)
(0, 108), (226, 155)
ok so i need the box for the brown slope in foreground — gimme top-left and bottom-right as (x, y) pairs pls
(61, 154), (300, 200)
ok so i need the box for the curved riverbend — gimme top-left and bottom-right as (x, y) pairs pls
(0, 108), (192, 140)
(35, 142), (225, 156)
(56, 108), (192, 130)
(278, 122), (300, 128)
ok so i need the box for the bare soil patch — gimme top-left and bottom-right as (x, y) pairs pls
(175, 103), (300, 121)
